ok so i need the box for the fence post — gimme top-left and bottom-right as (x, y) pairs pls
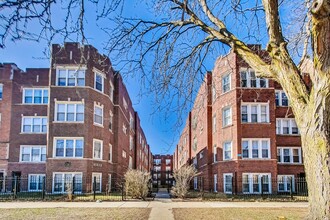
(261, 176), (264, 197)
(42, 176), (45, 200)
(93, 176), (96, 201)
(290, 177), (293, 200)
(13, 176), (17, 199)
(231, 176), (234, 195)
(121, 181), (125, 201)
(72, 176), (75, 196)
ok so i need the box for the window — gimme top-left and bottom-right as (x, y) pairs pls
(222, 74), (231, 93)
(154, 159), (161, 165)
(109, 82), (114, 102)
(242, 173), (271, 194)
(92, 173), (102, 192)
(242, 139), (270, 159)
(53, 173), (82, 193)
(55, 102), (84, 122)
(93, 139), (103, 160)
(123, 124), (127, 134)
(22, 116), (47, 133)
(199, 151), (204, 159)
(123, 98), (128, 110)
(277, 147), (302, 163)
(23, 88), (49, 104)
(109, 144), (112, 162)
(212, 86), (216, 103)
(94, 104), (103, 126)
(278, 175), (295, 192)
(276, 118), (299, 135)
(223, 173), (233, 194)
(194, 177), (198, 190)
(129, 135), (134, 151)
(0, 84), (2, 100)
(223, 142), (232, 160)
(213, 145), (217, 162)
(109, 111), (113, 131)
(240, 69), (268, 88)
(130, 113), (134, 130)
(166, 159), (171, 165)
(56, 68), (85, 86)
(241, 103), (269, 123)
(214, 174), (218, 192)
(275, 90), (289, 106)
(95, 72), (104, 92)
(122, 150), (127, 158)
(54, 138), (83, 158)
(20, 146), (46, 162)
(166, 166), (171, 171)
(222, 107), (232, 126)
(28, 174), (45, 191)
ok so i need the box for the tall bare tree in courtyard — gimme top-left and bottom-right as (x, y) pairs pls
(1, 0), (330, 218)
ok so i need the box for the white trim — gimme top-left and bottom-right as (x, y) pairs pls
(93, 139), (103, 160)
(55, 67), (86, 87)
(241, 138), (271, 159)
(223, 141), (232, 160)
(52, 172), (83, 193)
(223, 173), (233, 194)
(54, 101), (84, 122)
(241, 102), (269, 123)
(22, 88), (49, 105)
(21, 116), (48, 133)
(222, 73), (231, 93)
(277, 147), (302, 164)
(92, 172), (102, 192)
(53, 137), (84, 158)
(94, 71), (105, 93)
(20, 145), (46, 162)
(93, 103), (104, 127)
(240, 68), (269, 88)
(277, 175), (295, 192)
(28, 174), (45, 191)
(276, 118), (299, 135)
(242, 173), (272, 194)
(275, 90), (289, 107)
(222, 106), (232, 127)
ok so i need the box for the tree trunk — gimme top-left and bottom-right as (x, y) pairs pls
(300, 127), (330, 219)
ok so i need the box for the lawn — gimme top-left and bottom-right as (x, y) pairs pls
(172, 208), (308, 220)
(0, 208), (151, 220)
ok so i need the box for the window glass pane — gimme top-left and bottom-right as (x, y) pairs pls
(67, 104), (75, 121)
(31, 148), (40, 161)
(43, 90), (48, 103)
(68, 70), (76, 86)
(252, 141), (259, 158)
(33, 118), (41, 132)
(275, 92), (280, 106)
(292, 148), (300, 163)
(41, 147), (46, 161)
(251, 106), (258, 122)
(24, 89), (33, 103)
(241, 106), (248, 122)
(282, 92), (288, 106)
(277, 148), (281, 162)
(240, 72), (247, 87)
(283, 120), (289, 134)
(262, 141), (269, 158)
(22, 147), (30, 161)
(283, 149), (290, 162)
(34, 90), (42, 103)
(54, 174), (63, 192)
(95, 74), (103, 91)
(292, 120), (299, 134)
(42, 118), (47, 132)
(75, 140), (83, 157)
(23, 118), (32, 132)
(29, 175), (37, 190)
(242, 141), (249, 158)
(250, 71), (256, 87)
(65, 140), (74, 157)
(94, 141), (101, 159)
(56, 140), (64, 157)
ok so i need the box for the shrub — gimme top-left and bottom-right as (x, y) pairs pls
(124, 170), (150, 199)
(171, 165), (198, 198)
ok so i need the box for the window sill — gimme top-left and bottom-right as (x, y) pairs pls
(241, 122), (271, 124)
(20, 132), (47, 134)
(241, 158), (271, 160)
(276, 134), (300, 136)
(19, 161), (46, 163)
(278, 162), (303, 165)
(20, 103), (48, 105)
(53, 121), (84, 124)
(222, 124), (233, 129)
(94, 123), (104, 128)
(237, 87), (271, 90)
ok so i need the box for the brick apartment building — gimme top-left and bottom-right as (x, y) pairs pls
(0, 42), (153, 193)
(152, 154), (173, 186)
(173, 45), (305, 194)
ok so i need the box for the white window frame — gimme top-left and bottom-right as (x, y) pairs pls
(94, 71), (105, 93)
(240, 68), (269, 88)
(0, 84), (3, 100)
(93, 139), (103, 160)
(22, 88), (49, 104)
(109, 81), (114, 102)
(222, 73), (231, 93)
(93, 104), (104, 126)
(129, 156), (133, 169)
(223, 141), (232, 160)
(275, 90), (289, 107)
(222, 107), (232, 127)
(20, 145), (46, 162)
(122, 150), (127, 158)
(241, 103), (269, 123)
(276, 118), (299, 135)
(109, 144), (112, 162)
(52, 172), (83, 193)
(55, 101), (84, 122)
(223, 173), (233, 194)
(213, 115), (217, 133)
(56, 67), (86, 87)
(123, 124), (127, 134)
(92, 173), (102, 192)
(28, 174), (45, 191)
(214, 174), (218, 192)
(213, 145), (217, 162)
(278, 175), (295, 192)
(21, 116), (47, 133)
(53, 137), (84, 158)
(212, 85), (216, 103)
(277, 147), (302, 164)
(242, 173), (272, 194)
(241, 139), (270, 159)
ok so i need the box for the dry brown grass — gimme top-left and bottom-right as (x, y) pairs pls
(173, 208), (308, 220)
(0, 208), (151, 220)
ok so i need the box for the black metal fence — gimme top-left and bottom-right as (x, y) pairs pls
(0, 175), (125, 201)
(186, 177), (308, 201)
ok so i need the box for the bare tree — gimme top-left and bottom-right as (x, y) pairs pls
(171, 164), (198, 198)
(1, 0), (330, 218)
(124, 169), (151, 199)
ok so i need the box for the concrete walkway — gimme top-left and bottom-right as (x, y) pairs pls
(0, 200), (308, 220)
(149, 188), (174, 219)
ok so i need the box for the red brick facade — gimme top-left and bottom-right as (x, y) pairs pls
(174, 45), (305, 193)
(0, 43), (153, 192)
(152, 154), (173, 186)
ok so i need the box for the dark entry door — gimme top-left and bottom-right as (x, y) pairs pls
(12, 171), (21, 192)
(0, 172), (3, 192)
